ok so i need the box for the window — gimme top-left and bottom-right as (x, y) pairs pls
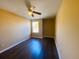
(32, 21), (39, 33)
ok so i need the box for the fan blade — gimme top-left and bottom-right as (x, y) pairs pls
(32, 14), (34, 17)
(24, 0), (31, 11)
(33, 11), (41, 15)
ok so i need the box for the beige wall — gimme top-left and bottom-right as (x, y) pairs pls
(56, 0), (79, 59)
(0, 9), (31, 52)
(43, 17), (55, 38)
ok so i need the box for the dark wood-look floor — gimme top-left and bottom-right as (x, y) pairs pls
(0, 38), (59, 59)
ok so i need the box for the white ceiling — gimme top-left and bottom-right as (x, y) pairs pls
(0, 0), (62, 19)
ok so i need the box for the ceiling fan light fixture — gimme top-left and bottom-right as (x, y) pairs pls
(30, 7), (34, 10)
(28, 11), (33, 16)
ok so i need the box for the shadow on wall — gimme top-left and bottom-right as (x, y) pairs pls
(0, 9), (31, 52)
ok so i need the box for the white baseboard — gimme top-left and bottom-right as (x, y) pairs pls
(31, 36), (43, 39)
(44, 36), (55, 39)
(0, 37), (30, 54)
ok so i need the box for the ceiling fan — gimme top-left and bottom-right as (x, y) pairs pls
(25, 0), (42, 17)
